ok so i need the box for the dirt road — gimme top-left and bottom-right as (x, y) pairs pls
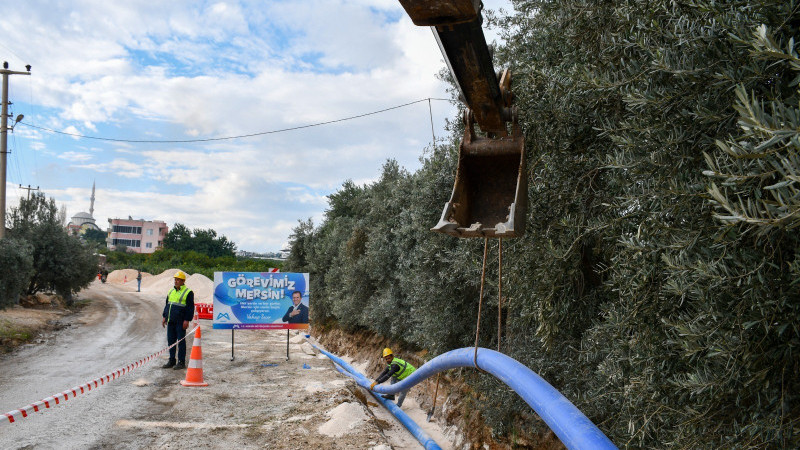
(0, 279), (456, 449)
(0, 281), (164, 448)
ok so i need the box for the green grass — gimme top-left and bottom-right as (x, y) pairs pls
(0, 319), (35, 352)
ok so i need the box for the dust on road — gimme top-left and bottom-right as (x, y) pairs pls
(0, 272), (458, 449)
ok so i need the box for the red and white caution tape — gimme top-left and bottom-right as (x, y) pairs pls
(1, 325), (199, 426)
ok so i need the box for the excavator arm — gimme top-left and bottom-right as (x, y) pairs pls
(400, 0), (527, 238)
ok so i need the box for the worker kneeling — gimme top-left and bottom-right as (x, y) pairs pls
(370, 348), (415, 407)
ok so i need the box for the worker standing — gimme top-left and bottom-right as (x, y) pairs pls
(161, 271), (194, 369)
(136, 270), (142, 292)
(370, 348), (416, 407)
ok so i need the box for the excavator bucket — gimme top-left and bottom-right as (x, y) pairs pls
(432, 111), (527, 238)
(399, 0), (528, 238)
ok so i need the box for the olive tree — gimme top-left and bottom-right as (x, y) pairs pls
(7, 193), (98, 303)
(0, 238), (34, 308)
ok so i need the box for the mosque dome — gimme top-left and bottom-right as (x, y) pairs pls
(70, 211), (96, 227)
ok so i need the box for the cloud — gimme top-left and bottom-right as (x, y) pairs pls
(74, 159), (144, 177)
(2, 0), (512, 252)
(57, 151), (94, 163)
(62, 126), (83, 139)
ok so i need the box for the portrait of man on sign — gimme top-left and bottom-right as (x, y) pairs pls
(282, 290), (309, 324)
(212, 272), (310, 330)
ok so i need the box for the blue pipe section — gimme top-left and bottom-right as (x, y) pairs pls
(318, 346), (442, 450)
(316, 344), (616, 450)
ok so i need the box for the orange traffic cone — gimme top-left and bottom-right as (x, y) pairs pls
(180, 326), (208, 387)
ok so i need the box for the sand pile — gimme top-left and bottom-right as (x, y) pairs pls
(106, 268), (145, 284)
(140, 269), (179, 293)
(301, 342), (318, 356)
(186, 273), (213, 302)
(317, 402), (369, 437)
(134, 269), (213, 302)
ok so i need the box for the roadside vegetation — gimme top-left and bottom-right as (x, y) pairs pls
(102, 224), (282, 278)
(286, 1), (799, 447)
(1, 192), (97, 308)
(0, 317), (33, 352)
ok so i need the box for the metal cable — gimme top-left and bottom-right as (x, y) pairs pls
(428, 98), (436, 150)
(474, 238), (489, 370)
(498, 238), (503, 352)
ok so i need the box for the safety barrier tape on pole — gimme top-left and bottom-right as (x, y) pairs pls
(1, 325), (199, 426)
(322, 350), (442, 450)
(315, 344), (617, 450)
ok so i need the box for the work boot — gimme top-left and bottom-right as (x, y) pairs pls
(161, 360), (176, 369)
(173, 361), (186, 370)
(381, 394), (395, 400)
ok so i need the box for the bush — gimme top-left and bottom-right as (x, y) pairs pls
(7, 193), (99, 303)
(0, 238), (34, 308)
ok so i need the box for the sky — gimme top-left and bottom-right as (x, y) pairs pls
(1, 0), (512, 253)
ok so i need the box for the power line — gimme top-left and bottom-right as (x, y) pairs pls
(11, 132), (23, 184)
(26, 72), (39, 186)
(0, 42), (29, 64)
(18, 97), (455, 144)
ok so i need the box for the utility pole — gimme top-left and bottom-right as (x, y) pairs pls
(19, 184), (39, 200)
(0, 62), (31, 239)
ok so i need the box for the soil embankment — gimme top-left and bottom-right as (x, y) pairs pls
(0, 293), (81, 353)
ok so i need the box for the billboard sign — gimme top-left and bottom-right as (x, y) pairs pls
(212, 272), (309, 330)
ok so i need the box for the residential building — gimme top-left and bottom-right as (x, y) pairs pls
(107, 217), (168, 254)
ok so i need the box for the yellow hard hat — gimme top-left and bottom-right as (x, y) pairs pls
(174, 271), (187, 280)
(382, 348), (393, 358)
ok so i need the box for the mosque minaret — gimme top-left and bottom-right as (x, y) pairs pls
(67, 181), (101, 234)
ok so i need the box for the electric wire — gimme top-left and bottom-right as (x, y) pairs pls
(27, 75), (39, 186)
(9, 98), (29, 188)
(0, 42), (28, 63)
(11, 132), (23, 186)
(7, 101), (23, 186)
(18, 97), (455, 144)
(8, 132), (17, 182)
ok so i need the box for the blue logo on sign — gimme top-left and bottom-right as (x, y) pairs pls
(217, 312), (230, 321)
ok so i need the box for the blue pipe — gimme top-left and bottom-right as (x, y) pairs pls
(318, 346), (442, 450)
(317, 344), (616, 450)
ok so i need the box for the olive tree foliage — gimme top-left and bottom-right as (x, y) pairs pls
(490, 0), (799, 446)
(287, 0), (799, 446)
(0, 238), (34, 308)
(284, 218), (315, 273)
(286, 153), (486, 350)
(705, 26), (800, 231)
(6, 193), (98, 302)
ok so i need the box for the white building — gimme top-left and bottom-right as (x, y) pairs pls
(67, 182), (102, 235)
